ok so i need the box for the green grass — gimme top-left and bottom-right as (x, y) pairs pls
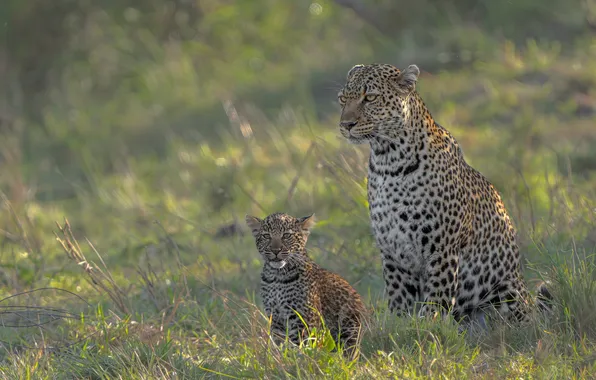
(1, 245), (595, 379)
(1, 37), (596, 379)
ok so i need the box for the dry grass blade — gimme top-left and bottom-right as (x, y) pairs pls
(136, 257), (183, 330)
(154, 220), (189, 298)
(0, 287), (97, 357)
(0, 287), (91, 329)
(136, 263), (162, 312)
(54, 218), (130, 315)
(0, 306), (79, 328)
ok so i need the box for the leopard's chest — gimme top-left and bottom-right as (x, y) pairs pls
(261, 273), (310, 317)
(366, 154), (447, 271)
(369, 170), (422, 237)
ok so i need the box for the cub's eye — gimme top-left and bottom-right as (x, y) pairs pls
(338, 95), (347, 104)
(364, 94), (378, 102)
(261, 233), (271, 239)
(282, 233), (292, 239)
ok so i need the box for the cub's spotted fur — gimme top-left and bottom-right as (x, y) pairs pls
(337, 63), (551, 324)
(246, 212), (368, 359)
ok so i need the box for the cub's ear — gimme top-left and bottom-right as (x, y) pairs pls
(298, 214), (316, 234)
(245, 215), (262, 237)
(394, 64), (420, 94)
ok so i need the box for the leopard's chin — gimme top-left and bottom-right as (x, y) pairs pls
(268, 260), (287, 269)
(346, 132), (375, 145)
(347, 137), (368, 145)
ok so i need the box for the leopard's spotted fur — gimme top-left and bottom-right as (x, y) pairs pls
(246, 212), (369, 359)
(337, 63), (551, 324)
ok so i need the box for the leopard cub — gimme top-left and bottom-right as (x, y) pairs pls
(246, 212), (368, 360)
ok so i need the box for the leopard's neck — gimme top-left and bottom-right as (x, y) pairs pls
(368, 96), (435, 175)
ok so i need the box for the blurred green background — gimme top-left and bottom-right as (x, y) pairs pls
(1, 0), (596, 297)
(1, 0), (596, 377)
(1, 0), (596, 361)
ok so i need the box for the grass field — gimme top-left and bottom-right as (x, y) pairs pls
(2, 17), (596, 379)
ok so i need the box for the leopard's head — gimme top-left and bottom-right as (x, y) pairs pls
(337, 63), (420, 144)
(245, 212), (316, 269)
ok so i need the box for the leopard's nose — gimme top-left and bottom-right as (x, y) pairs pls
(340, 120), (358, 130)
(270, 247), (281, 254)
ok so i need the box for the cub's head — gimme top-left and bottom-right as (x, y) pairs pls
(245, 212), (316, 269)
(337, 63), (420, 144)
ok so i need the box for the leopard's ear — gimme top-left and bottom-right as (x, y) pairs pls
(245, 215), (262, 237)
(346, 64), (365, 80)
(394, 64), (420, 94)
(298, 214), (316, 234)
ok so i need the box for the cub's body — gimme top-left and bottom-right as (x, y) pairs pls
(246, 212), (368, 359)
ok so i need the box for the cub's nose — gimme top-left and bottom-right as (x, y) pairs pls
(340, 120), (358, 130)
(270, 247), (282, 254)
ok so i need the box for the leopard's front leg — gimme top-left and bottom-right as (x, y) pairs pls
(418, 246), (459, 318)
(382, 249), (421, 316)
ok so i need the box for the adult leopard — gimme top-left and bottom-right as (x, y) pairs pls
(337, 63), (550, 324)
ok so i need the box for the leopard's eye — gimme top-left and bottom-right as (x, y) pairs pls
(282, 233), (292, 239)
(338, 95), (347, 104)
(261, 233), (271, 239)
(364, 94), (378, 102)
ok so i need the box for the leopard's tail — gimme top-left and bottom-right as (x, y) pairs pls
(536, 281), (555, 314)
